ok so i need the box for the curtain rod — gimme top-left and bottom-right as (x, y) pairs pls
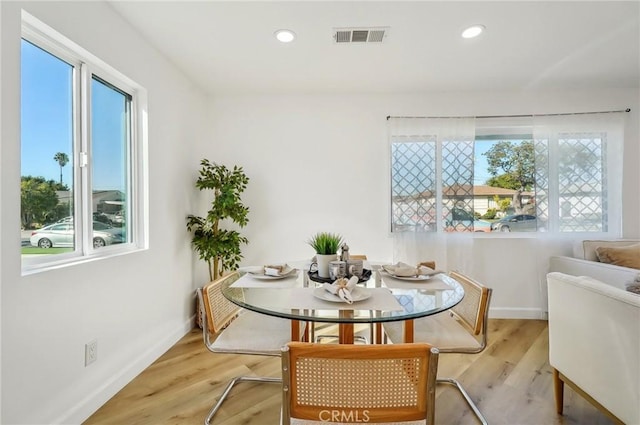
(386, 108), (630, 120)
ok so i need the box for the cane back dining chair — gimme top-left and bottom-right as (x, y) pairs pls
(281, 342), (439, 425)
(383, 270), (492, 425)
(196, 271), (293, 424)
(372, 260), (438, 344)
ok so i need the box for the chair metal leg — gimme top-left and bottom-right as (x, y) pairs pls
(205, 376), (282, 424)
(438, 377), (489, 425)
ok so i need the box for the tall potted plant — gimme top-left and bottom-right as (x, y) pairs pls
(186, 159), (250, 281)
(307, 232), (343, 278)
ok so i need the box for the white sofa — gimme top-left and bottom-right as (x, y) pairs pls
(547, 272), (640, 424)
(549, 239), (640, 290)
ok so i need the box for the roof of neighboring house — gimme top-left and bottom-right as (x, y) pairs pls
(393, 185), (533, 201)
(474, 185), (533, 197)
(92, 190), (125, 202)
(55, 190), (125, 204)
(55, 191), (72, 201)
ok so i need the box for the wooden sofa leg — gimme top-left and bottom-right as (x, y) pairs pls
(553, 368), (564, 415)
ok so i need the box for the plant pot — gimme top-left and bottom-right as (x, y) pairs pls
(316, 253), (337, 278)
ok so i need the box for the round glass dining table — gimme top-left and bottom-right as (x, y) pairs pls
(222, 263), (464, 344)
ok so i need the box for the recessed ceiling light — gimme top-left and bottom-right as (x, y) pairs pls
(461, 25), (485, 39)
(274, 29), (296, 43)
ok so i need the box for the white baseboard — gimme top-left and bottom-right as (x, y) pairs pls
(55, 316), (195, 424)
(489, 307), (546, 320)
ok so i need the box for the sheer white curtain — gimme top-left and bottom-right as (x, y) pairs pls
(388, 117), (476, 273)
(532, 112), (625, 314)
(533, 112), (625, 235)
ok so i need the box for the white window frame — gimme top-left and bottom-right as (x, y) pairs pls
(21, 11), (148, 274)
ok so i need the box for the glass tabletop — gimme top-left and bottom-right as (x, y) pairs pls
(222, 264), (464, 324)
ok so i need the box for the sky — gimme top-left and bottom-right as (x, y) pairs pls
(21, 39), (126, 191)
(474, 140), (494, 184)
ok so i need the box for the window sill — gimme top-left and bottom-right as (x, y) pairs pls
(21, 244), (147, 276)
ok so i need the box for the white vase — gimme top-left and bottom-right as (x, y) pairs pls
(316, 254), (337, 278)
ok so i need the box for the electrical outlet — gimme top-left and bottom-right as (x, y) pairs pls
(85, 340), (97, 366)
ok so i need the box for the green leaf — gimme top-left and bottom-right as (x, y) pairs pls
(307, 232), (343, 255)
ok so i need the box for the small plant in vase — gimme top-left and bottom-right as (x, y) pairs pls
(307, 232), (343, 278)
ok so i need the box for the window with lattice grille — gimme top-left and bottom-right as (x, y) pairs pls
(535, 133), (609, 233)
(390, 122), (621, 235)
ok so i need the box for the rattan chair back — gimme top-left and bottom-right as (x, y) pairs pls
(196, 272), (287, 424)
(448, 271), (490, 336)
(201, 272), (242, 334)
(281, 342), (439, 425)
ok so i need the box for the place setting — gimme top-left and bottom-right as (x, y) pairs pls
(248, 264), (298, 279)
(305, 260), (378, 306)
(300, 278), (401, 311)
(232, 263), (300, 288)
(379, 261), (452, 290)
(312, 275), (371, 304)
(304, 265), (401, 311)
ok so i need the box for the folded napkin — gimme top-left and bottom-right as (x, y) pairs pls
(383, 262), (434, 277)
(322, 276), (359, 304)
(264, 264), (289, 277)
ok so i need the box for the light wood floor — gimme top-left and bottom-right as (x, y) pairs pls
(85, 319), (614, 425)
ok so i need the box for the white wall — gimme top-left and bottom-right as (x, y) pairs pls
(208, 89), (640, 319)
(1, 2), (207, 423)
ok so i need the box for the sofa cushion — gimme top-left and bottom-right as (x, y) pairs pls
(579, 239), (640, 261)
(595, 243), (640, 269)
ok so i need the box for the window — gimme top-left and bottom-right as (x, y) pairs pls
(389, 115), (624, 235)
(21, 12), (147, 272)
(534, 132), (612, 233)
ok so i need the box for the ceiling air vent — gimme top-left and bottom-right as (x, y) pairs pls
(333, 27), (389, 43)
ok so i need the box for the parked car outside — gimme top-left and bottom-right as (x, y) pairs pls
(108, 210), (125, 226)
(54, 215), (73, 224)
(490, 214), (537, 232)
(51, 216), (123, 241)
(57, 212), (123, 226)
(393, 207), (492, 232)
(471, 219), (492, 232)
(93, 212), (112, 224)
(92, 221), (125, 244)
(30, 221), (122, 249)
(445, 207), (492, 233)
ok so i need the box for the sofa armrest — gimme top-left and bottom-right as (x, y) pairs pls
(547, 272), (640, 425)
(549, 256), (640, 290)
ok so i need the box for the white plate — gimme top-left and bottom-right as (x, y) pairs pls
(312, 287), (372, 303)
(248, 265), (297, 280)
(381, 269), (444, 281)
